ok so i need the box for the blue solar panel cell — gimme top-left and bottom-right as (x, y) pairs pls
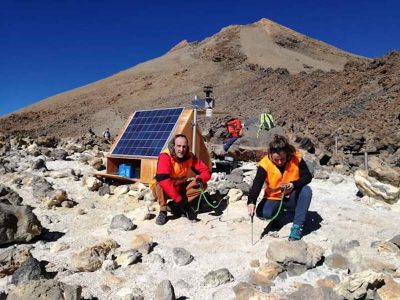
(111, 107), (184, 158)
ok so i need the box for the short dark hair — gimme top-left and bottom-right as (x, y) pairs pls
(171, 134), (188, 145)
(268, 134), (296, 157)
(168, 134), (189, 155)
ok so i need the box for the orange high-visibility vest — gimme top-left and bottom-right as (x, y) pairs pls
(259, 151), (302, 200)
(161, 148), (193, 186)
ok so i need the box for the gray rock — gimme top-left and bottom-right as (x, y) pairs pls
(314, 169), (330, 180)
(233, 281), (272, 300)
(143, 253), (165, 264)
(110, 214), (136, 231)
(204, 268), (234, 287)
(230, 168), (244, 177)
(331, 240), (360, 255)
(325, 253), (350, 270)
(115, 249), (141, 267)
(0, 184), (23, 205)
(236, 182), (250, 195)
(288, 284), (343, 300)
(0, 203), (43, 245)
(50, 149), (68, 160)
(226, 173), (243, 184)
(172, 247), (193, 266)
(131, 288), (145, 300)
(389, 234), (400, 248)
(39, 147), (51, 157)
(101, 259), (117, 271)
(71, 239), (119, 272)
(7, 279), (81, 300)
(266, 240), (324, 270)
(11, 257), (47, 285)
(334, 270), (384, 300)
(330, 174), (344, 185)
(61, 200), (74, 208)
(35, 136), (59, 148)
(0, 245), (32, 277)
(98, 184), (110, 196)
(32, 176), (54, 199)
(154, 280), (175, 300)
(368, 157), (400, 186)
(31, 158), (47, 170)
(318, 152), (332, 166)
(286, 262), (308, 276)
(297, 136), (315, 153)
(175, 279), (191, 289)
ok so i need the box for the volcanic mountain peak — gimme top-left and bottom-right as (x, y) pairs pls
(168, 39), (190, 53)
(2, 18), (394, 147)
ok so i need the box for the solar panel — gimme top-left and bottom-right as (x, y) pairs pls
(111, 107), (184, 158)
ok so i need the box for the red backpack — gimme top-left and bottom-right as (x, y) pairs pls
(226, 118), (243, 138)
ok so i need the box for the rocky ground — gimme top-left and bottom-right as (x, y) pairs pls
(1, 136), (400, 299)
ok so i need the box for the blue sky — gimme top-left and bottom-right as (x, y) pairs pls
(1, 0), (399, 116)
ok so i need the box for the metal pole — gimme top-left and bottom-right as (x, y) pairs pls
(364, 151), (368, 170)
(251, 215), (254, 246)
(192, 107), (197, 156)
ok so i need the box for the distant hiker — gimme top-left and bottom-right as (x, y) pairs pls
(247, 134), (312, 241)
(224, 118), (244, 152)
(102, 128), (111, 140)
(257, 111), (275, 138)
(153, 134), (211, 225)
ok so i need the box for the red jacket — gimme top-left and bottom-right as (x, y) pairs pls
(155, 150), (211, 203)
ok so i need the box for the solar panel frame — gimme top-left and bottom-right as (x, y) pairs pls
(110, 107), (184, 158)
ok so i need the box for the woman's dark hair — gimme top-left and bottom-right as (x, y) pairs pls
(268, 134), (296, 157)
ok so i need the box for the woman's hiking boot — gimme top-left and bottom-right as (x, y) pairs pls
(288, 224), (302, 241)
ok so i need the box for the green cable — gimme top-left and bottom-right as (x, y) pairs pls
(257, 191), (286, 222)
(191, 182), (224, 213)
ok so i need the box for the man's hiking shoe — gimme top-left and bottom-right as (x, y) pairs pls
(183, 208), (198, 223)
(155, 211), (167, 225)
(167, 201), (182, 217)
(288, 224), (302, 241)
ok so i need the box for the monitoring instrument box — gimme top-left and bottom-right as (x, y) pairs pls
(118, 164), (135, 178)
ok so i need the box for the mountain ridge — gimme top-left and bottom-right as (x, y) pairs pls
(1, 18), (398, 164)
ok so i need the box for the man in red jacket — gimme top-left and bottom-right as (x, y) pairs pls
(153, 134), (211, 225)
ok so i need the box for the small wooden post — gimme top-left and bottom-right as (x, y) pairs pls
(335, 135), (338, 154)
(364, 151), (368, 170)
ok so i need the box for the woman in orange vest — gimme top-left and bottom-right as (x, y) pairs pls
(247, 134), (312, 240)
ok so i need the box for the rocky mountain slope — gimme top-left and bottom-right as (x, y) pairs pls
(0, 18), (398, 166)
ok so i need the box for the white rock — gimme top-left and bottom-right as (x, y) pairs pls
(130, 182), (147, 192)
(355, 170), (399, 204)
(50, 242), (70, 253)
(227, 188), (244, 203)
(114, 185), (129, 196)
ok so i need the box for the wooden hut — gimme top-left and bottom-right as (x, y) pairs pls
(97, 107), (211, 184)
